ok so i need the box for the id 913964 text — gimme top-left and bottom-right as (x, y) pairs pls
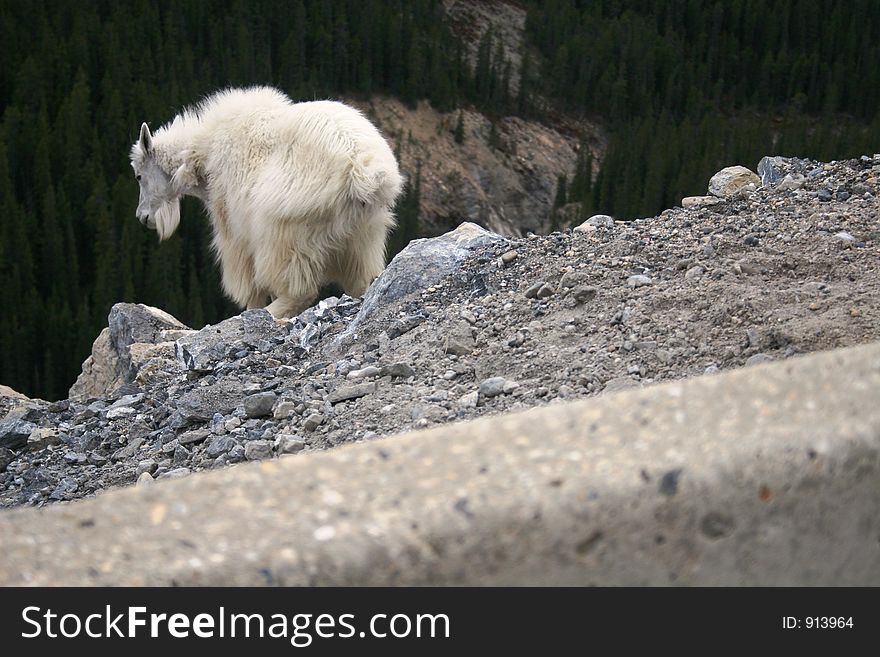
(782, 617), (854, 630)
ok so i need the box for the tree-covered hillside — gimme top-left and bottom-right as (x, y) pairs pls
(1, 0), (878, 400)
(0, 0), (491, 400)
(526, 0), (880, 218)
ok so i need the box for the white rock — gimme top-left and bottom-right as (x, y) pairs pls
(777, 173), (806, 191)
(682, 195), (722, 208)
(574, 214), (614, 232)
(627, 275), (653, 288)
(106, 406), (137, 420)
(708, 166), (761, 198)
(275, 434), (306, 454)
(273, 401), (297, 419)
(478, 377), (508, 398)
(502, 380), (520, 394)
(346, 365), (382, 379)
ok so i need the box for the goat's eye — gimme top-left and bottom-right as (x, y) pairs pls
(136, 175), (142, 181)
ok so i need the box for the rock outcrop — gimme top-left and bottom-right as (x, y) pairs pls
(0, 384), (31, 422)
(334, 221), (507, 348)
(69, 304), (194, 400)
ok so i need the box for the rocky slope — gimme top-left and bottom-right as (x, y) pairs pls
(1, 154), (879, 508)
(356, 96), (601, 237)
(349, 0), (602, 238)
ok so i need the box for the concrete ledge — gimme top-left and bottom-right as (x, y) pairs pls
(1, 343), (879, 586)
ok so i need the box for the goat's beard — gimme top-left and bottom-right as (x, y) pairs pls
(154, 198), (181, 241)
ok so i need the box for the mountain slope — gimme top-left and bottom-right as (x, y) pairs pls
(1, 154), (878, 507)
(360, 96), (602, 236)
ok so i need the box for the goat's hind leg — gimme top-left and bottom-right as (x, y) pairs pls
(265, 293), (314, 319)
(261, 250), (322, 319)
(215, 239), (264, 310)
(332, 207), (393, 298)
(246, 290), (269, 310)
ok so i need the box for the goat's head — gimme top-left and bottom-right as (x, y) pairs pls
(130, 123), (180, 240)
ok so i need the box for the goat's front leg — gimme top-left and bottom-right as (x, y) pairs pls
(246, 291), (269, 310)
(265, 294), (315, 319)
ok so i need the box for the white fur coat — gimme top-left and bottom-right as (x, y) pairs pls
(130, 87), (403, 318)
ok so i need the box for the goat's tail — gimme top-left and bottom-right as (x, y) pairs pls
(348, 150), (405, 209)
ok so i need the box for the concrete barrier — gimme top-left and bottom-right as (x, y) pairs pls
(1, 342), (879, 586)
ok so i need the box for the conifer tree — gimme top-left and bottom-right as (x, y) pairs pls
(550, 173), (567, 231)
(454, 110), (465, 144)
(488, 120), (500, 150)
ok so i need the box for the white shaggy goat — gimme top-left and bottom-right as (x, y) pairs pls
(130, 86), (403, 318)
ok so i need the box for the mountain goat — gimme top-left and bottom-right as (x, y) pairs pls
(130, 86), (403, 318)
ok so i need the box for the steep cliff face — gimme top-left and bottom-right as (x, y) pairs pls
(357, 96), (602, 237)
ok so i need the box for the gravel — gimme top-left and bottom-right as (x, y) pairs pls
(1, 154), (878, 508)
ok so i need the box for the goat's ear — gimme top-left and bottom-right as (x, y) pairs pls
(172, 161), (197, 193)
(139, 123), (153, 153)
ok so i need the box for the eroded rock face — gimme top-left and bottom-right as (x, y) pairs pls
(69, 304), (193, 400)
(68, 328), (118, 401)
(355, 97), (597, 237)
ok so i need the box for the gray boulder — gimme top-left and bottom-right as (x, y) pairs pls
(244, 440), (273, 461)
(69, 303), (193, 400)
(0, 418), (36, 450)
(244, 392), (277, 418)
(333, 222), (506, 347)
(757, 156), (786, 186)
(0, 396), (50, 450)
